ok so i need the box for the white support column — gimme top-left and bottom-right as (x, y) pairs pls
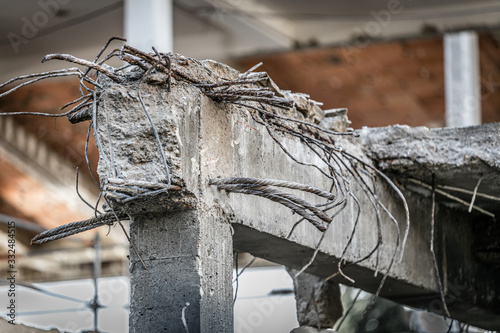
(444, 31), (481, 127)
(124, 0), (173, 53)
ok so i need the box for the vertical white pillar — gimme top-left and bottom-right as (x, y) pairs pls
(444, 31), (481, 127)
(124, 0), (173, 53)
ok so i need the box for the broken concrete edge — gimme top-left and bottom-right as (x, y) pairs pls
(360, 123), (500, 171)
(94, 53), (351, 213)
(92, 55), (400, 331)
(360, 123), (500, 216)
(150, 54), (329, 125)
(359, 123), (500, 329)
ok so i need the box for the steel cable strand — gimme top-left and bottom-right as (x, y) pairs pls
(236, 188), (326, 231)
(280, 131), (351, 210)
(342, 149), (410, 262)
(84, 36), (127, 78)
(335, 192), (362, 283)
(33, 223), (110, 245)
(60, 93), (93, 111)
(208, 177), (336, 200)
(0, 68), (101, 99)
(297, 143), (383, 283)
(32, 213), (119, 238)
(121, 45), (192, 85)
(288, 132), (360, 279)
(211, 183), (328, 231)
(232, 101), (357, 137)
(41, 54), (121, 82)
(362, 193), (401, 317)
(324, 185), (384, 283)
(294, 198), (349, 278)
(287, 171), (348, 239)
(31, 212), (129, 245)
(216, 183), (332, 224)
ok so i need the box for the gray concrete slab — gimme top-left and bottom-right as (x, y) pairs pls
(362, 123), (500, 214)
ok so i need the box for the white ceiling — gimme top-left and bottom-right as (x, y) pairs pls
(0, 0), (499, 82)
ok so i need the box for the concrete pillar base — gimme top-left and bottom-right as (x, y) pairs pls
(129, 211), (233, 332)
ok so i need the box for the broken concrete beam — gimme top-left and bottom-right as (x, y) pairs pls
(94, 54), (500, 331)
(94, 54), (329, 331)
(361, 123), (500, 329)
(205, 105), (500, 328)
(361, 123), (500, 215)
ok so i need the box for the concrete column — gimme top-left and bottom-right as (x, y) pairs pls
(124, 0), (173, 52)
(444, 31), (481, 127)
(94, 71), (235, 332)
(129, 211), (233, 332)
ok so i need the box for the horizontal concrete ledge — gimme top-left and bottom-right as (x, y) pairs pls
(233, 222), (434, 299)
(361, 123), (500, 215)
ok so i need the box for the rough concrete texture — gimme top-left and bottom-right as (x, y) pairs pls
(128, 211), (233, 332)
(95, 55), (500, 330)
(287, 268), (342, 328)
(361, 124), (500, 214)
(319, 108), (351, 133)
(95, 56), (329, 332)
(361, 123), (500, 329)
(96, 59), (239, 332)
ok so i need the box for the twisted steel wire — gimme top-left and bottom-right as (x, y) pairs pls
(31, 212), (128, 245)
